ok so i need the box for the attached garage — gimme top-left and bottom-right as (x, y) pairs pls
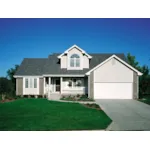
(86, 55), (142, 100)
(94, 83), (133, 99)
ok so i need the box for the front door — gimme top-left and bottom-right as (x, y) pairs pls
(55, 79), (60, 92)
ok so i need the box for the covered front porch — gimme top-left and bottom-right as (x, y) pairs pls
(44, 76), (88, 99)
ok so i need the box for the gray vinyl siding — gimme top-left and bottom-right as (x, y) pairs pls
(94, 58), (134, 83)
(133, 72), (138, 99)
(16, 78), (23, 95)
(89, 72), (94, 98)
(39, 78), (44, 95)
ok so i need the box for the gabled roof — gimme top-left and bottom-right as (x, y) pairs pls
(15, 58), (47, 76)
(57, 45), (92, 59)
(86, 55), (143, 76)
(14, 53), (126, 76)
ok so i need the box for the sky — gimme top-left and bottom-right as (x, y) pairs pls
(0, 18), (150, 77)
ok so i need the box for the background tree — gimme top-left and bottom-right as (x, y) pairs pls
(126, 53), (141, 71)
(139, 65), (149, 97)
(126, 53), (150, 98)
(0, 77), (13, 100)
(6, 64), (19, 95)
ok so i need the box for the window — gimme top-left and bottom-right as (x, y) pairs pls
(70, 54), (80, 67)
(34, 78), (37, 88)
(67, 78), (82, 88)
(73, 79), (77, 87)
(25, 78), (28, 88)
(25, 78), (38, 88)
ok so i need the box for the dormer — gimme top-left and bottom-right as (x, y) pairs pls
(58, 45), (92, 70)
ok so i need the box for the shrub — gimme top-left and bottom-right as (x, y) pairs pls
(80, 94), (88, 99)
(60, 94), (94, 101)
(60, 95), (66, 100)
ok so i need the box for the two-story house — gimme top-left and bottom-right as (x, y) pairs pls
(14, 45), (142, 100)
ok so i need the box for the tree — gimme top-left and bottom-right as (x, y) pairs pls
(126, 53), (141, 71)
(7, 64), (19, 82)
(139, 65), (150, 97)
(6, 65), (19, 95)
(126, 53), (150, 98)
(0, 77), (13, 99)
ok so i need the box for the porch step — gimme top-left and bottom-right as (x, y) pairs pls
(48, 93), (61, 100)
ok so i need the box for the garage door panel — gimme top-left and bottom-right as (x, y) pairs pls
(94, 83), (132, 99)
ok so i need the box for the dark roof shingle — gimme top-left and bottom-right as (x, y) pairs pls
(15, 53), (126, 76)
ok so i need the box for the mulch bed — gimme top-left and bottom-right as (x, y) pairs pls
(83, 103), (101, 111)
(0, 99), (16, 103)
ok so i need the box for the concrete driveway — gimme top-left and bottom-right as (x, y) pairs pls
(96, 99), (150, 131)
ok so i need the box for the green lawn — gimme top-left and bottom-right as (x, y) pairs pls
(0, 98), (111, 131)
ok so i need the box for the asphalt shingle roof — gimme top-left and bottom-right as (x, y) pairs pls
(15, 53), (126, 76)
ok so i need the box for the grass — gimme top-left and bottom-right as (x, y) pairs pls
(0, 98), (111, 131)
(139, 95), (150, 105)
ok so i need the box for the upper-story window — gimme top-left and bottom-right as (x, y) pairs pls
(70, 54), (80, 67)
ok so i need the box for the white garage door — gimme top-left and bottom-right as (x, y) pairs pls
(94, 83), (133, 99)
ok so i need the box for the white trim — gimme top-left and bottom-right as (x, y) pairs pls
(44, 77), (46, 94)
(57, 45), (92, 59)
(49, 77), (51, 92)
(23, 77), (39, 95)
(43, 74), (85, 77)
(60, 77), (62, 94)
(137, 75), (139, 99)
(88, 75), (90, 98)
(14, 75), (85, 78)
(16, 78), (18, 95)
(86, 55), (143, 76)
(14, 75), (43, 78)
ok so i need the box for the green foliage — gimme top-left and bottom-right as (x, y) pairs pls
(127, 53), (141, 70)
(6, 64), (19, 96)
(60, 94), (94, 101)
(0, 77), (13, 95)
(7, 65), (19, 81)
(126, 53), (150, 98)
(139, 65), (149, 98)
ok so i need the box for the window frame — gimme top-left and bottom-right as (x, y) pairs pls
(34, 78), (37, 88)
(25, 78), (28, 88)
(70, 54), (80, 67)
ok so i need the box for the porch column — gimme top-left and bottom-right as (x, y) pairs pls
(44, 77), (46, 95)
(88, 75), (90, 98)
(49, 77), (51, 92)
(60, 77), (62, 94)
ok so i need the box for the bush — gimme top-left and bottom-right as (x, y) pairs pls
(84, 103), (101, 110)
(60, 94), (94, 101)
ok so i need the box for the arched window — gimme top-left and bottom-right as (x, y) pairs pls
(70, 54), (80, 67)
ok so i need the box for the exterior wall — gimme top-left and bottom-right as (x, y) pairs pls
(23, 77), (39, 95)
(94, 58), (134, 83)
(39, 78), (44, 95)
(83, 55), (89, 68)
(133, 72), (138, 99)
(89, 72), (94, 98)
(16, 78), (23, 95)
(61, 55), (67, 68)
(60, 47), (90, 69)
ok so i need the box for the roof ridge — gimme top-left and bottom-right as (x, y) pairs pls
(89, 53), (124, 54)
(24, 58), (47, 59)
